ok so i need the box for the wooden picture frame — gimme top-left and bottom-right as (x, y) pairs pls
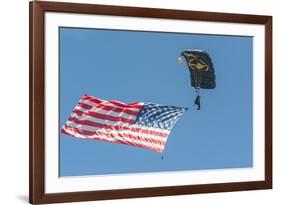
(29, 1), (272, 204)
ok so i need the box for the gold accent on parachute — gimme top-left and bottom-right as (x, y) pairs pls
(188, 59), (209, 72)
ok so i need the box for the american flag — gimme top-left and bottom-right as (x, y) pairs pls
(61, 94), (187, 153)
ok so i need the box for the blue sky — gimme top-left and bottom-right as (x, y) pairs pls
(59, 27), (253, 176)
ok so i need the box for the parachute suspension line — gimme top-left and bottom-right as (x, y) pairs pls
(190, 71), (200, 111)
(194, 70), (202, 110)
(198, 70), (202, 88)
(195, 71), (199, 88)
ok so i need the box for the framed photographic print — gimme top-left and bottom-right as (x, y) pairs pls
(29, 1), (272, 204)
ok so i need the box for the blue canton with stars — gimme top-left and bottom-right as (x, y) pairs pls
(135, 103), (188, 130)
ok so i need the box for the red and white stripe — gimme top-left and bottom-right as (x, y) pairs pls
(61, 95), (169, 153)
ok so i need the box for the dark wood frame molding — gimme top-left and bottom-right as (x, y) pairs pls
(29, 1), (272, 204)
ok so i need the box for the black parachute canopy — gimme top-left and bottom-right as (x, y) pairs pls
(179, 49), (216, 89)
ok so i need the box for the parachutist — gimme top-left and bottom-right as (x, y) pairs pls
(179, 49), (215, 110)
(194, 95), (201, 110)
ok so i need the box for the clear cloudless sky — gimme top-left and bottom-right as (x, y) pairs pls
(59, 27), (253, 177)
